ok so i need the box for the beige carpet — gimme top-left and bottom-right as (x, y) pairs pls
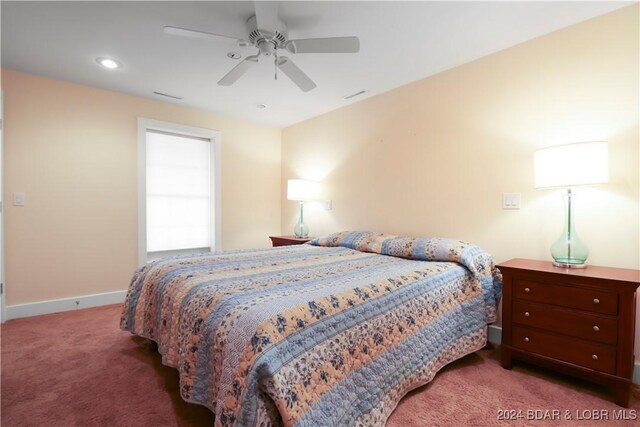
(2, 304), (638, 426)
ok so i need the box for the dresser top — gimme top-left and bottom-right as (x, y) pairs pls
(269, 235), (313, 241)
(497, 258), (640, 284)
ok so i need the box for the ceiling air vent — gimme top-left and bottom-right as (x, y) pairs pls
(343, 90), (367, 100)
(153, 91), (183, 100)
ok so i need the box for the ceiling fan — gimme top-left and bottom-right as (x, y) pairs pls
(164, 1), (360, 92)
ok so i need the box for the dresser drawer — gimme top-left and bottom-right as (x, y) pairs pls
(512, 326), (616, 374)
(513, 301), (617, 345)
(513, 279), (618, 315)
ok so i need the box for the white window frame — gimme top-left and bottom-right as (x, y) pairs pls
(137, 118), (222, 267)
(0, 90), (5, 322)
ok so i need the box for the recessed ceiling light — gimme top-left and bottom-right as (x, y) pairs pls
(227, 52), (241, 60)
(255, 103), (267, 109)
(96, 57), (123, 69)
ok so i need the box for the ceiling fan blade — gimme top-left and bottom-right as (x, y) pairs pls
(277, 56), (316, 92)
(164, 26), (245, 44)
(254, 1), (279, 32)
(286, 36), (360, 54)
(218, 55), (259, 86)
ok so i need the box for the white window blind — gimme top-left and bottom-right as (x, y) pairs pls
(146, 130), (211, 252)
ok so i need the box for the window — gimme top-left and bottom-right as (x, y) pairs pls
(146, 131), (211, 252)
(138, 119), (221, 266)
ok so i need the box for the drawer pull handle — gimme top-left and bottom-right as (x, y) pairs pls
(593, 298), (600, 304)
(593, 325), (600, 332)
(524, 337), (530, 343)
(524, 287), (531, 293)
(524, 311), (530, 317)
(592, 354), (598, 360)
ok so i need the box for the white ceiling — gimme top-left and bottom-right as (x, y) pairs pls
(1, 1), (631, 128)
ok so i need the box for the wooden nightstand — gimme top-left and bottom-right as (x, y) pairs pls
(269, 236), (313, 247)
(498, 258), (640, 407)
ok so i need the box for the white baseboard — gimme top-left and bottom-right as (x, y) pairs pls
(5, 290), (127, 321)
(487, 324), (640, 385)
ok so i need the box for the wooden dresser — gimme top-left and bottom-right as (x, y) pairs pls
(498, 258), (640, 407)
(269, 236), (313, 247)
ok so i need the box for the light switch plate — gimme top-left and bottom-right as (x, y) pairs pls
(502, 192), (521, 209)
(13, 192), (25, 206)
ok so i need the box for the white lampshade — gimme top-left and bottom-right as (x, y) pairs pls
(534, 142), (608, 189)
(287, 179), (320, 201)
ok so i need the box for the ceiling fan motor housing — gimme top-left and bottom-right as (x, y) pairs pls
(246, 15), (288, 55)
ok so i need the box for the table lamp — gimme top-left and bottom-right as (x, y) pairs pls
(287, 179), (319, 238)
(534, 142), (608, 268)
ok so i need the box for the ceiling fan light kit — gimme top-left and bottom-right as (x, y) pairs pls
(164, 2), (359, 92)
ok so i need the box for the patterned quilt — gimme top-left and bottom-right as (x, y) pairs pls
(121, 231), (502, 426)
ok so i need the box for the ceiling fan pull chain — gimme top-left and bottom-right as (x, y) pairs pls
(274, 50), (278, 80)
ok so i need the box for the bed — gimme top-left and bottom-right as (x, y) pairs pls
(121, 231), (502, 426)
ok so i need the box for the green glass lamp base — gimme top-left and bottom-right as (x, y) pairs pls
(552, 260), (587, 269)
(293, 224), (309, 238)
(294, 201), (309, 238)
(550, 189), (589, 269)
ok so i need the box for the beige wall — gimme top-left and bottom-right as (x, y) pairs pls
(3, 5), (639, 358)
(282, 7), (639, 351)
(3, 69), (281, 306)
